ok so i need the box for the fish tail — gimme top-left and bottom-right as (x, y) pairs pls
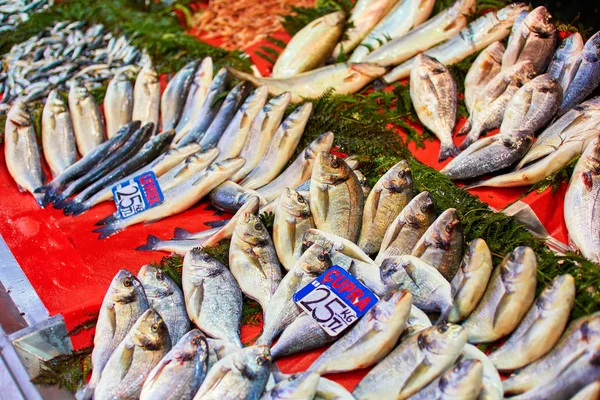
(95, 213), (117, 226)
(52, 194), (68, 209)
(458, 132), (480, 151)
(372, 78), (388, 91)
(225, 67), (262, 88)
(455, 119), (472, 137)
(62, 200), (77, 215)
(136, 235), (162, 251)
(173, 227), (192, 239)
(203, 219), (229, 228)
(92, 223), (121, 239)
(438, 142), (460, 162)
(69, 201), (91, 217)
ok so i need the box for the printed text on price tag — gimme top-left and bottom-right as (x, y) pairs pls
(293, 266), (379, 336)
(112, 171), (164, 219)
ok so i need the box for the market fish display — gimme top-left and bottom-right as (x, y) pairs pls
(409, 54), (458, 162)
(104, 70), (133, 139)
(160, 60), (197, 132)
(464, 42), (505, 113)
(462, 246), (537, 343)
(303, 229), (375, 265)
(272, 11), (345, 78)
(68, 78), (105, 155)
(175, 57), (214, 139)
(408, 359), (483, 400)
(461, 344), (504, 400)
(547, 32), (584, 93)
(0, 0), (53, 32)
(132, 61), (160, 134)
(384, 3), (527, 82)
(270, 313), (335, 359)
(42, 89), (77, 178)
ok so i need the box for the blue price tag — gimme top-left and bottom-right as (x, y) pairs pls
(112, 171), (164, 219)
(293, 265), (379, 336)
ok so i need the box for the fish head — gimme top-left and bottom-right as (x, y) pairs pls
(500, 246), (537, 284)
(146, 129), (175, 149)
(133, 308), (171, 351)
(187, 147), (221, 166)
(381, 160), (413, 193)
(186, 248), (226, 277)
(502, 129), (534, 150)
(537, 274), (575, 311)
(304, 132), (335, 163)
(235, 345), (272, 379)
(140, 61), (159, 84)
(173, 330), (208, 365)
(281, 188), (311, 219)
(209, 68), (230, 91)
(414, 54), (448, 77)
(302, 229), (334, 254)
(169, 143), (203, 158)
(524, 6), (556, 37)
(508, 61), (537, 88)
(138, 264), (176, 299)
(7, 101), (31, 127)
(271, 372), (320, 399)
(112, 70), (131, 85)
(583, 32), (600, 61)
(242, 85), (269, 114)
(419, 323), (467, 356)
(238, 213), (270, 246)
(208, 157), (246, 176)
(485, 42), (506, 64)
(312, 152), (352, 185)
(460, 238), (490, 273)
(264, 91), (292, 115)
(46, 89), (67, 114)
(404, 192), (437, 227)
(439, 359), (483, 397)
(349, 63), (387, 79)
(430, 208), (461, 249)
(555, 33), (584, 60)
(379, 256), (410, 286)
(297, 243), (332, 276)
(324, 11), (346, 27)
(529, 73), (562, 94)
(193, 57), (214, 86)
(497, 3), (530, 24)
(575, 313), (600, 343)
(110, 269), (146, 304)
(182, 59), (201, 74)
(371, 290), (412, 323)
(69, 79), (90, 100)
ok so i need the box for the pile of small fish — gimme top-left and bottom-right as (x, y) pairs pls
(0, 20), (145, 104)
(80, 151), (598, 399)
(0, 0), (53, 33)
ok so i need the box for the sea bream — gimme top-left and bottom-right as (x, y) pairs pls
(546, 32), (584, 93)
(269, 312), (335, 359)
(160, 60), (198, 132)
(68, 78), (105, 155)
(209, 181), (265, 213)
(175, 57), (214, 140)
(104, 70), (133, 139)
(132, 61), (160, 135)
(42, 89), (77, 178)
(262, 371), (320, 400)
(408, 359), (483, 400)
(464, 42), (505, 113)
(460, 344), (504, 400)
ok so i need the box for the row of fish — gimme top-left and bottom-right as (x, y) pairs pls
(0, 0), (53, 33)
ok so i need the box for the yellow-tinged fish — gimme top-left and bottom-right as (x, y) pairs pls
(133, 61), (160, 135)
(464, 42), (505, 114)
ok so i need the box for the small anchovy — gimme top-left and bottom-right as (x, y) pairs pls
(135, 229), (221, 254)
(547, 32), (584, 93)
(161, 60), (198, 132)
(465, 41), (505, 113)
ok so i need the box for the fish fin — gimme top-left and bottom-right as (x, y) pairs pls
(187, 282), (205, 315)
(312, 186), (330, 224)
(92, 223), (121, 239)
(136, 235), (161, 251)
(33, 191), (46, 209)
(95, 212), (118, 226)
(411, 237), (429, 257)
(69, 202), (90, 217)
(367, 188), (381, 223)
(456, 119), (471, 137)
(459, 132), (481, 151)
(492, 286), (511, 330)
(463, 180), (486, 190)
(173, 227), (192, 239)
(107, 303), (117, 338)
(438, 142), (460, 162)
(204, 219), (230, 228)
(400, 358), (431, 395)
(225, 67), (265, 87)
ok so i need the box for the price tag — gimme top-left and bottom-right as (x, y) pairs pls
(112, 171), (164, 219)
(293, 266), (379, 336)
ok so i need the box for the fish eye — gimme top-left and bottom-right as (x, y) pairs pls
(255, 356), (264, 365)
(151, 323), (159, 332)
(331, 158), (340, 168)
(317, 253), (327, 261)
(527, 73), (535, 79)
(155, 271), (164, 280)
(123, 277), (133, 287)
(439, 324), (449, 333)
(297, 195), (305, 203)
(254, 223), (263, 231)
(445, 224), (453, 233)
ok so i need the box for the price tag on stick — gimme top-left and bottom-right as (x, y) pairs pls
(112, 171), (164, 219)
(293, 266), (379, 336)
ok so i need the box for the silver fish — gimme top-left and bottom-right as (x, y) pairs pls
(206, 338), (242, 371)
(303, 228), (376, 265)
(161, 60), (198, 132)
(375, 191), (436, 264)
(489, 274), (575, 371)
(570, 381), (600, 400)
(95, 309), (172, 400)
(310, 152), (364, 242)
(229, 212), (283, 310)
(408, 359), (483, 400)
(460, 344), (503, 400)
(139, 330), (208, 400)
(308, 290), (412, 374)
(410, 54), (459, 161)
(104, 70), (133, 139)
(193, 345), (271, 400)
(403, 305), (433, 338)
(464, 42), (505, 114)
(68, 78), (105, 155)
(315, 377), (356, 400)
(448, 239), (493, 323)
(273, 189), (315, 271)
(182, 249), (243, 346)
(209, 181), (265, 213)
(358, 160), (413, 254)
(547, 32), (584, 93)
(132, 61), (160, 135)
(239, 102), (313, 189)
(175, 57), (213, 140)
(157, 147), (221, 192)
(502, 6), (557, 73)
(269, 312), (334, 359)
(262, 372), (320, 400)
(352, 323), (467, 400)
(42, 89), (77, 178)
(462, 246), (537, 343)
(381, 255), (453, 318)
(138, 264), (190, 344)
(136, 229), (221, 254)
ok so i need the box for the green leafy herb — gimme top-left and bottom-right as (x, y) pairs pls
(65, 317), (98, 338)
(152, 253), (184, 288)
(241, 298), (263, 327)
(32, 346), (93, 392)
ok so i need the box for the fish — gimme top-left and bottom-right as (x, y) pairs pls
(157, 148), (221, 191)
(4, 101), (45, 206)
(460, 344), (503, 400)
(273, 11), (345, 78)
(197, 82), (251, 149)
(546, 32), (584, 93)
(193, 345), (271, 400)
(358, 160), (413, 254)
(517, 95), (600, 168)
(139, 329), (208, 400)
(442, 130), (535, 180)
(409, 54), (458, 162)
(231, 92), (291, 180)
(462, 246), (537, 343)
(376, 191), (436, 264)
(384, 3), (528, 82)
(315, 377), (356, 400)
(256, 131), (334, 202)
(353, 170), (371, 199)
(558, 31), (600, 116)
(207, 338), (243, 371)
(270, 312), (335, 359)
(411, 208), (463, 281)
(229, 212), (283, 310)
(332, 0), (400, 58)
(239, 102), (313, 189)
(161, 60), (198, 132)
(177, 68), (230, 146)
(104, 70), (133, 139)
(349, 0), (435, 62)
(182, 249), (243, 346)
(352, 323), (467, 400)
(258, 244), (332, 345)
(303, 228), (375, 265)
(68, 78), (105, 155)
(227, 63), (386, 103)
(93, 157), (245, 238)
(136, 230), (221, 254)
(41, 89), (77, 178)
(262, 372), (321, 400)
(380, 255), (453, 319)
(488, 274), (575, 371)
(364, 0), (476, 68)
(209, 181), (265, 213)
(132, 61), (160, 135)
(216, 86), (269, 161)
(403, 305), (433, 338)
(308, 290), (412, 374)
(503, 312), (600, 395)
(408, 359), (483, 400)
(176, 57), (214, 139)
(564, 136), (600, 262)
(448, 239), (493, 323)
(85, 270), (149, 398)
(273, 189), (315, 271)
(457, 61), (536, 150)
(502, 6), (558, 73)
(570, 381), (600, 400)
(466, 129), (600, 189)
(310, 152), (364, 242)
(94, 308), (172, 400)
(464, 42), (505, 114)
(138, 264), (190, 345)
